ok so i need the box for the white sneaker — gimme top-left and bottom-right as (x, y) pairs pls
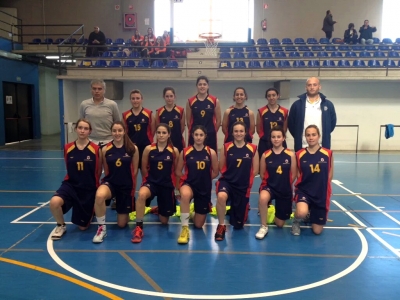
(291, 220), (301, 236)
(51, 225), (66, 240)
(93, 225), (107, 243)
(255, 225), (268, 239)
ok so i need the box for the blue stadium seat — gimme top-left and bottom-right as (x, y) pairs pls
(337, 60), (351, 67)
(137, 59), (150, 68)
(383, 59), (397, 67)
(365, 45), (377, 51)
(278, 60), (291, 68)
(382, 38), (393, 44)
(261, 51), (273, 58)
(289, 51), (300, 57)
(259, 46), (270, 52)
(298, 46), (310, 51)
(219, 47), (231, 52)
(233, 52), (245, 59)
(330, 51), (343, 57)
(307, 38), (318, 44)
(151, 60), (164, 68)
(345, 51), (357, 57)
(65, 38), (76, 44)
(78, 59), (92, 67)
(129, 51), (141, 58)
(263, 60), (276, 68)
(102, 51), (113, 57)
(282, 38), (293, 44)
(372, 38), (380, 44)
(359, 51), (371, 57)
(294, 38), (306, 44)
(303, 51), (314, 57)
(166, 60), (179, 68)
(30, 38), (41, 44)
(105, 38), (113, 45)
(312, 46), (323, 51)
(319, 38), (330, 44)
(317, 51), (329, 57)
(232, 47), (244, 52)
(248, 60), (261, 68)
(250, 39), (255, 45)
(43, 38), (53, 44)
(108, 46), (119, 51)
(368, 60), (381, 67)
(220, 52), (231, 59)
(293, 60), (306, 68)
(55, 38), (64, 44)
(307, 60), (320, 67)
(271, 46), (283, 51)
(76, 38), (88, 45)
(392, 45), (400, 51)
(94, 60), (107, 67)
(257, 38), (268, 44)
(274, 51), (286, 58)
(219, 61), (232, 68)
(352, 60), (366, 67)
(322, 60), (336, 67)
(247, 52), (259, 59)
(332, 37), (342, 44)
(246, 46), (257, 52)
(395, 38), (400, 44)
(338, 45), (350, 51)
(269, 38), (280, 45)
(123, 60), (136, 67)
(373, 51), (386, 57)
(109, 60), (122, 67)
(388, 51), (400, 58)
(114, 38), (125, 45)
(125, 38), (132, 45)
(234, 61), (247, 68)
(285, 46), (297, 52)
(378, 45), (390, 51)
(324, 45), (337, 51)
(352, 45), (364, 51)
(115, 51), (127, 57)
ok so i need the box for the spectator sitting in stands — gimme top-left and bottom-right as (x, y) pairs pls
(131, 29), (143, 52)
(86, 26), (106, 57)
(344, 23), (358, 44)
(141, 35), (150, 58)
(147, 27), (156, 46)
(149, 36), (166, 65)
(359, 20), (377, 45)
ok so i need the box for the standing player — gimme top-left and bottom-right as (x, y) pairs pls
(156, 87), (185, 153)
(292, 125), (334, 236)
(122, 89), (155, 179)
(175, 125), (219, 244)
(256, 88), (288, 157)
(256, 126), (297, 239)
(92, 121), (139, 243)
(131, 123), (180, 243)
(222, 87), (255, 143)
(215, 121), (259, 241)
(49, 119), (102, 240)
(186, 76), (221, 152)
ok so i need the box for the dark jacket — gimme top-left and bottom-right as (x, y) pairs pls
(322, 14), (336, 32)
(287, 93), (337, 152)
(88, 31), (106, 45)
(359, 26), (377, 40)
(344, 29), (358, 40)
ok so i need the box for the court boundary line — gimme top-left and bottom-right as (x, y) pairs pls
(10, 201), (50, 223)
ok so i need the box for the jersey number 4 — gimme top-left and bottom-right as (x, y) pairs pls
(309, 164), (320, 173)
(276, 165), (282, 174)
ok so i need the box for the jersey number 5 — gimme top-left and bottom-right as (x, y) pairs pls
(158, 161), (163, 170)
(309, 164), (320, 173)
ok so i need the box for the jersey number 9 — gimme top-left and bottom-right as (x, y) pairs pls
(200, 110), (206, 117)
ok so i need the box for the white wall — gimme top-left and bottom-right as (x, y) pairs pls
(63, 79), (400, 151)
(39, 66), (60, 135)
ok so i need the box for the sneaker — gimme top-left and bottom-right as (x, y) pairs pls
(131, 226), (144, 243)
(291, 220), (301, 236)
(51, 225), (66, 240)
(92, 225), (107, 243)
(111, 198), (117, 210)
(214, 224), (226, 241)
(177, 226), (190, 244)
(255, 225), (268, 240)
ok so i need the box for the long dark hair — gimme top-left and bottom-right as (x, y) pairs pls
(233, 87), (248, 101)
(196, 75), (210, 94)
(191, 125), (207, 146)
(265, 87), (280, 98)
(111, 121), (136, 156)
(156, 123), (174, 148)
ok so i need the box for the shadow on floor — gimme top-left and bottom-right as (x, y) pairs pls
(0, 134), (61, 151)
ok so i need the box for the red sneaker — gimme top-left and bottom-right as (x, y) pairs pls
(131, 226), (144, 243)
(214, 224), (226, 241)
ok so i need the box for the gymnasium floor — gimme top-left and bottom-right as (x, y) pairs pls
(1, 141), (400, 299)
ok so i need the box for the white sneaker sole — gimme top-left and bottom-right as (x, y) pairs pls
(93, 233), (107, 244)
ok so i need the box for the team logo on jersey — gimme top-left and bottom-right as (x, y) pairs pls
(141, 119), (145, 123)
(69, 157), (74, 159)
(324, 106), (328, 111)
(86, 156), (91, 160)
(162, 116), (165, 119)
(321, 158), (325, 162)
(222, 187), (226, 190)
(165, 156), (171, 160)
(245, 154), (249, 158)
(245, 113), (248, 116)
(229, 154), (233, 156)
(268, 161), (273, 164)
(301, 196), (306, 201)
(124, 153), (129, 157)
(108, 154), (112, 156)
(174, 115), (179, 119)
(278, 117), (282, 121)
(207, 105), (211, 109)
(284, 159), (289, 164)
(151, 156), (154, 158)
(205, 156), (209, 160)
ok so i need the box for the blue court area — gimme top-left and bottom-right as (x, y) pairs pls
(1, 150), (400, 299)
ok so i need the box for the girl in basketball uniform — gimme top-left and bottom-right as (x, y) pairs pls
(222, 87), (255, 143)
(122, 89), (155, 180)
(131, 123), (180, 243)
(49, 119), (102, 240)
(156, 87), (185, 153)
(256, 88), (289, 157)
(215, 121), (259, 241)
(292, 125), (334, 236)
(92, 121), (139, 243)
(186, 76), (221, 152)
(175, 125), (219, 244)
(256, 126), (297, 240)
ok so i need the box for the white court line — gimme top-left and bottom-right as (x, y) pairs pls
(331, 200), (367, 227)
(47, 229), (368, 299)
(382, 232), (400, 238)
(10, 201), (49, 223)
(332, 180), (400, 226)
(335, 161), (400, 164)
(0, 157), (63, 160)
(367, 229), (400, 259)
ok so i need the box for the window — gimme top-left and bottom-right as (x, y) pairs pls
(382, 0), (400, 41)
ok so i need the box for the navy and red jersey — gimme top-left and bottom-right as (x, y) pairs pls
(122, 107), (153, 147)
(63, 141), (100, 190)
(220, 142), (257, 196)
(188, 94), (217, 135)
(295, 147), (333, 206)
(180, 146), (213, 191)
(156, 105), (185, 151)
(144, 143), (176, 188)
(260, 148), (294, 198)
(225, 106), (252, 143)
(102, 142), (135, 191)
(258, 105), (288, 140)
